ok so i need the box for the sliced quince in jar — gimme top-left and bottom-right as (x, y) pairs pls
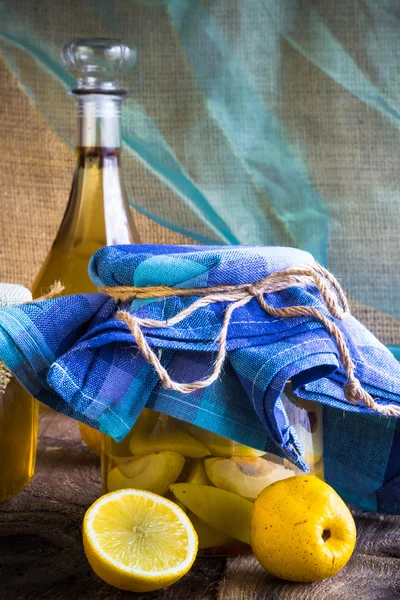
(187, 425), (265, 458)
(205, 456), (295, 501)
(186, 458), (212, 485)
(187, 510), (234, 549)
(107, 451), (185, 495)
(170, 483), (253, 544)
(134, 408), (160, 434)
(165, 490), (188, 513)
(103, 408), (160, 461)
(130, 430), (210, 458)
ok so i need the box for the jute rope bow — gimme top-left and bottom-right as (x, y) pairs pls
(99, 263), (400, 418)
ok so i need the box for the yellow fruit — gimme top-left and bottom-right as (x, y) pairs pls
(104, 435), (132, 461)
(107, 452), (185, 495)
(187, 425), (265, 457)
(188, 511), (234, 549)
(83, 489), (198, 592)
(205, 457), (295, 501)
(79, 422), (101, 457)
(186, 459), (211, 485)
(170, 483), (252, 544)
(130, 430), (210, 458)
(165, 491), (188, 513)
(135, 408), (160, 433)
(251, 475), (356, 582)
(104, 409), (160, 461)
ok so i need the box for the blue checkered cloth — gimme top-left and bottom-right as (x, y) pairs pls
(1, 244), (400, 512)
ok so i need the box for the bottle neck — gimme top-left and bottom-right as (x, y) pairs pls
(74, 92), (124, 149)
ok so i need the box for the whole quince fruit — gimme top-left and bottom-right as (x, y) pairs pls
(251, 475), (356, 582)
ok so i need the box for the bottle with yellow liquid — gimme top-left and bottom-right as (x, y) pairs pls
(0, 284), (38, 502)
(32, 38), (140, 297)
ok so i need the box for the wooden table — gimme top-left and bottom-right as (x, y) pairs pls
(1, 413), (399, 600)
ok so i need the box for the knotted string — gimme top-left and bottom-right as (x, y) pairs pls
(99, 264), (400, 418)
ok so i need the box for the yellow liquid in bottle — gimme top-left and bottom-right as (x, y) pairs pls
(31, 146), (139, 420)
(32, 147), (139, 296)
(0, 379), (38, 501)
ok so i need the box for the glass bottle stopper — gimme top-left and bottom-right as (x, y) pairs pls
(61, 38), (136, 92)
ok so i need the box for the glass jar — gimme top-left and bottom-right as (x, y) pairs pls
(101, 385), (323, 555)
(0, 377), (39, 502)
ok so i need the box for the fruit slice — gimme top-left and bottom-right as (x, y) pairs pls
(107, 452), (185, 495)
(104, 409), (160, 461)
(165, 491), (187, 513)
(170, 483), (252, 544)
(83, 489), (198, 592)
(186, 459), (211, 485)
(187, 425), (265, 458)
(188, 511), (234, 549)
(79, 422), (101, 457)
(130, 430), (210, 458)
(205, 457), (295, 501)
(134, 408), (160, 434)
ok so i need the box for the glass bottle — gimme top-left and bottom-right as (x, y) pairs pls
(0, 284), (38, 502)
(101, 384), (323, 555)
(32, 38), (140, 297)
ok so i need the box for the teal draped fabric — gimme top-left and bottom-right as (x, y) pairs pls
(1, 1), (399, 342)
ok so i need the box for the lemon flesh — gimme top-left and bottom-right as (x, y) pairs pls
(83, 489), (198, 592)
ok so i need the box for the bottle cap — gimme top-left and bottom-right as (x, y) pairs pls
(62, 38), (136, 92)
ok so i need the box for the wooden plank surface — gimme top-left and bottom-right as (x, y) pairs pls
(0, 413), (224, 600)
(1, 412), (400, 600)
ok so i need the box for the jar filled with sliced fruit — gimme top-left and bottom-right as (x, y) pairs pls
(100, 384), (323, 555)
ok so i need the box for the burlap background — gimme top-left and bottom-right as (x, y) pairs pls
(0, 53), (399, 346)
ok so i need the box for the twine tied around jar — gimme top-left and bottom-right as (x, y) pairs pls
(98, 263), (400, 418)
(0, 362), (11, 394)
(3, 273), (398, 418)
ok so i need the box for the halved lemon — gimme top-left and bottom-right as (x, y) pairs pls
(83, 489), (198, 592)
